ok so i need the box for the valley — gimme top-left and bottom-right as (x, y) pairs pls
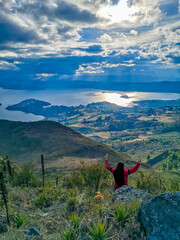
(6, 98), (180, 164)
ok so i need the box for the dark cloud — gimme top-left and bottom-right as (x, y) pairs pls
(76, 45), (103, 53)
(57, 25), (74, 34)
(0, 14), (42, 44)
(54, 2), (98, 23)
(110, 0), (120, 6)
(16, 1), (98, 24)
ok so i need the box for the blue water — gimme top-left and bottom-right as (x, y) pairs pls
(0, 88), (179, 122)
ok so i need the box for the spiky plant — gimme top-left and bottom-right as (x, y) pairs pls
(69, 213), (81, 230)
(41, 154), (45, 187)
(0, 172), (10, 225)
(88, 222), (108, 240)
(61, 227), (74, 240)
(15, 213), (28, 228)
(110, 205), (129, 223)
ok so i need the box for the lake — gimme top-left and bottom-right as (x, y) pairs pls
(0, 88), (180, 121)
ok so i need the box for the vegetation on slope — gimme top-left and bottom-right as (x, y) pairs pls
(147, 149), (180, 171)
(0, 156), (179, 240)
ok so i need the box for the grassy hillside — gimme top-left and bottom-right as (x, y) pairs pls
(0, 158), (179, 240)
(0, 120), (136, 171)
(147, 149), (180, 171)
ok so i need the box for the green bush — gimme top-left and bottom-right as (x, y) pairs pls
(65, 171), (83, 190)
(136, 172), (167, 194)
(161, 149), (180, 171)
(170, 180), (180, 192)
(13, 163), (41, 187)
(79, 163), (108, 193)
(66, 197), (77, 211)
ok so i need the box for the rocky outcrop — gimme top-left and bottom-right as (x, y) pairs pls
(112, 185), (152, 204)
(140, 191), (180, 240)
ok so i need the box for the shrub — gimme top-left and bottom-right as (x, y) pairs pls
(170, 180), (180, 192)
(65, 171), (83, 190)
(136, 172), (167, 194)
(79, 163), (108, 193)
(88, 222), (108, 240)
(66, 197), (77, 211)
(13, 163), (41, 187)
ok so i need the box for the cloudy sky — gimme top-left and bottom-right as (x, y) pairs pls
(0, 0), (180, 90)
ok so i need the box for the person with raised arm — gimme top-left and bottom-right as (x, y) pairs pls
(105, 153), (141, 190)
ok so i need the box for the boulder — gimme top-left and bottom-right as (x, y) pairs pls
(112, 185), (152, 204)
(140, 191), (180, 240)
(26, 226), (41, 240)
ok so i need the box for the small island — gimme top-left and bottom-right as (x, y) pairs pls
(120, 94), (130, 99)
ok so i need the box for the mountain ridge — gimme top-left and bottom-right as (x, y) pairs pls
(0, 119), (136, 170)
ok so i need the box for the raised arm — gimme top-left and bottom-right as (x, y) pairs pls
(105, 153), (115, 172)
(129, 158), (141, 174)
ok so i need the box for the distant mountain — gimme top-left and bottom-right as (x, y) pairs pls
(0, 120), (133, 169)
(147, 149), (180, 170)
(2, 81), (180, 93)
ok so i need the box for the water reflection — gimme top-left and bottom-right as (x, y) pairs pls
(0, 88), (179, 121)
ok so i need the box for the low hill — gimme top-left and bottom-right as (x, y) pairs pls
(0, 120), (136, 170)
(147, 149), (180, 171)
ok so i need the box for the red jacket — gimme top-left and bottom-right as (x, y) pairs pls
(105, 159), (140, 189)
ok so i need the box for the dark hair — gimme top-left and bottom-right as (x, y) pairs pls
(113, 162), (124, 188)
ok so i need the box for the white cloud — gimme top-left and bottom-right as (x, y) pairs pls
(127, 0), (162, 25)
(130, 29), (138, 35)
(35, 73), (58, 80)
(76, 61), (135, 74)
(0, 0), (179, 71)
(0, 60), (19, 70)
(98, 33), (112, 42)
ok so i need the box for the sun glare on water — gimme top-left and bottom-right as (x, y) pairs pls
(103, 92), (133, 106)
(98, 0), (138, 23)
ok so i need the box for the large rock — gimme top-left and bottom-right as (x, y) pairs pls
(140, 191), (180, 240)
(112, 185), (152, 204)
